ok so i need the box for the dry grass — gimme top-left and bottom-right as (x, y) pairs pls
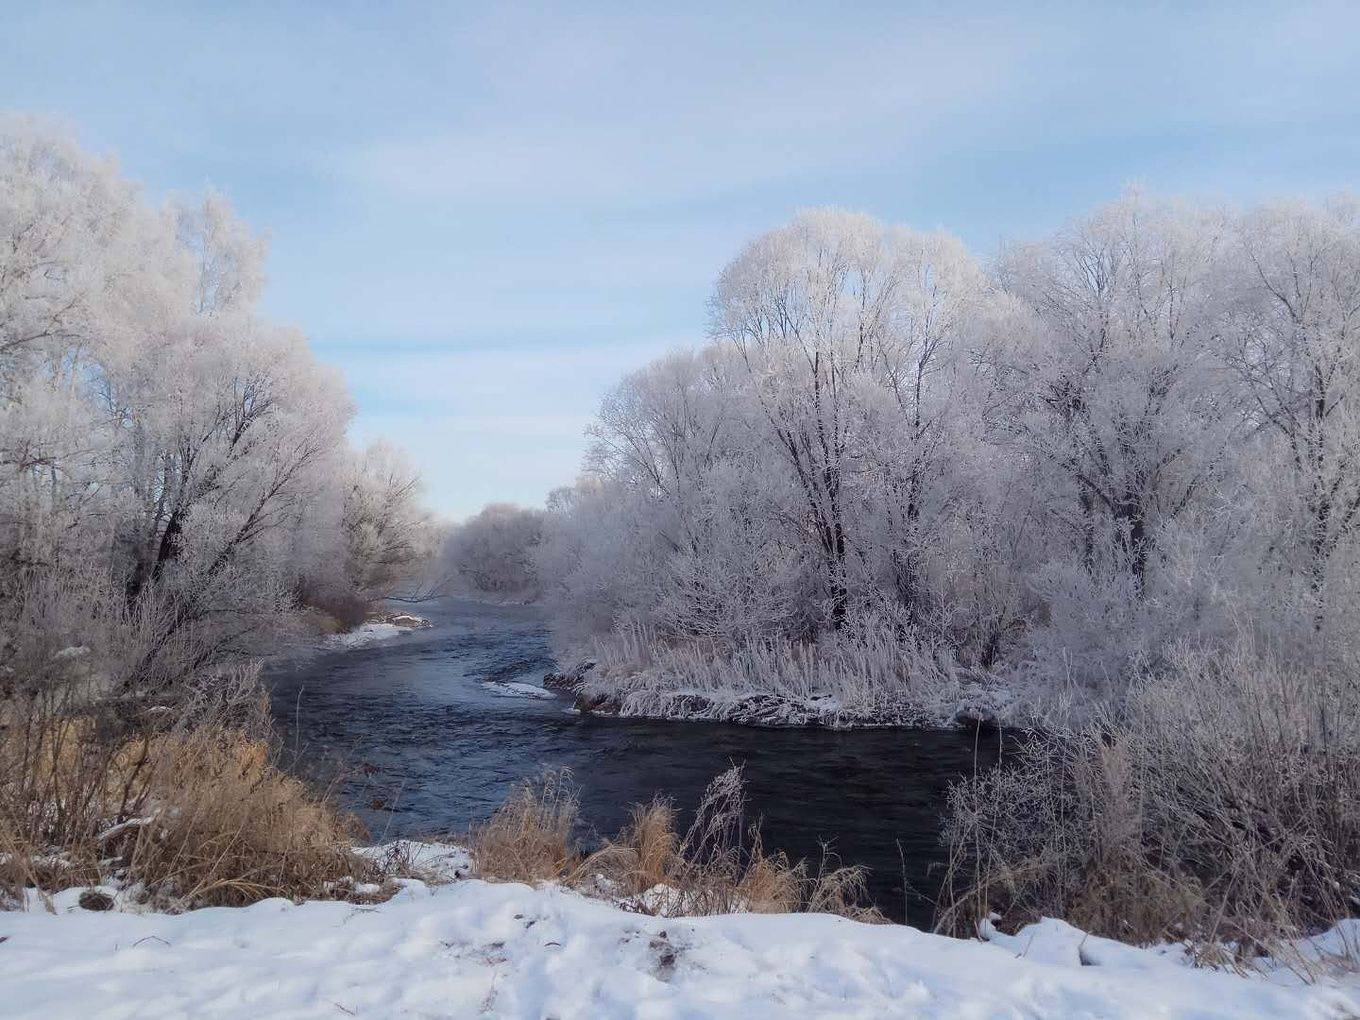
(117, 729), (372, 907)
(4, 689), (880, 924)
(936, 641), (1360, 975)
(805, 853), (881, 923)
(0, 695), (377, 910)
(618, 798), (680, 887)
(468, 768), (578, 884)
(471, 766), (884, 922)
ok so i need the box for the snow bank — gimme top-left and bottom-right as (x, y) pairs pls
(322, 622), (407, 651)
(2, 871), (1355, 1018)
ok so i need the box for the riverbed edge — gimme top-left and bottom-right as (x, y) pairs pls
(543, 660), (1014, 731)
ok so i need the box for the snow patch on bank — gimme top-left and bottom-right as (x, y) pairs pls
(322, 613), (434, 652)
(352, 839), (473, 882)
(325, 616), (438, 650)
(3, 867), (1357, 1018)
(322, 621), (406, 649)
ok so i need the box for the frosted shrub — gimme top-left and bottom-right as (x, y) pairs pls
(938, 640), (1360, 972)
(541, 195), (1360, 727)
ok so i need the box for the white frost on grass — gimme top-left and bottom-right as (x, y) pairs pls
(3, 874), (1358, 1018)
(574, 623), (1018, 729)
(322, 622), (406, 651)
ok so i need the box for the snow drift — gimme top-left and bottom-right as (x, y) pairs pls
(3, 867), (1356, 1019)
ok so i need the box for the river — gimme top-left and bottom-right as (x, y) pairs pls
(267, 597), (1006, 927)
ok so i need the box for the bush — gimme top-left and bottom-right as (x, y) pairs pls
(1, 683), (373, 909)
(937, 641), (1360, 972)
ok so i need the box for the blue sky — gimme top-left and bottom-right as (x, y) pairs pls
(4, 2), (1359, 518)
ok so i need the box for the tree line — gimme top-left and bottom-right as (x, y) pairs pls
(534, 193), (1360, 713)
(0, 120), (433, 711)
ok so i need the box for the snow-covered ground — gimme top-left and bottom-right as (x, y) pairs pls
(3, 853), (1357, 1019)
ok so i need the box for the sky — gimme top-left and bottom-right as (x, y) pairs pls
(4, 1), (1360, 519)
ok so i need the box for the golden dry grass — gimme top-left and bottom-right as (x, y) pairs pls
(1, 709), (376, 910)
(471, 767), (884, 922)
(611, 799), (680, 893)
(119, 729), (373, 906)
(467, 768), (579, 884)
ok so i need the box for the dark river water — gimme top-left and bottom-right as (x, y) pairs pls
(267, 597), (1006, 928)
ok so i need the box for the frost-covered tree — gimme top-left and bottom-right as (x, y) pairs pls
(1224, 197), (1360, 637)
(339, 441), (435, 600)
(708, 211), (887, 629)
(0, 119), (433, 707)
(997, 196), (1229, 595)
(708, 210), (991, 631)
(541, 195), (1360, 715)
(991, 195), (1237, 680)
(443, 502), (546, 599)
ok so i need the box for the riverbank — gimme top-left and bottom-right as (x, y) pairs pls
(544, 653), (1014, 731)
(559, 680), (1012, 730)
(5, 865), (1356, 1019)
(535, 619), (1030, 732)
